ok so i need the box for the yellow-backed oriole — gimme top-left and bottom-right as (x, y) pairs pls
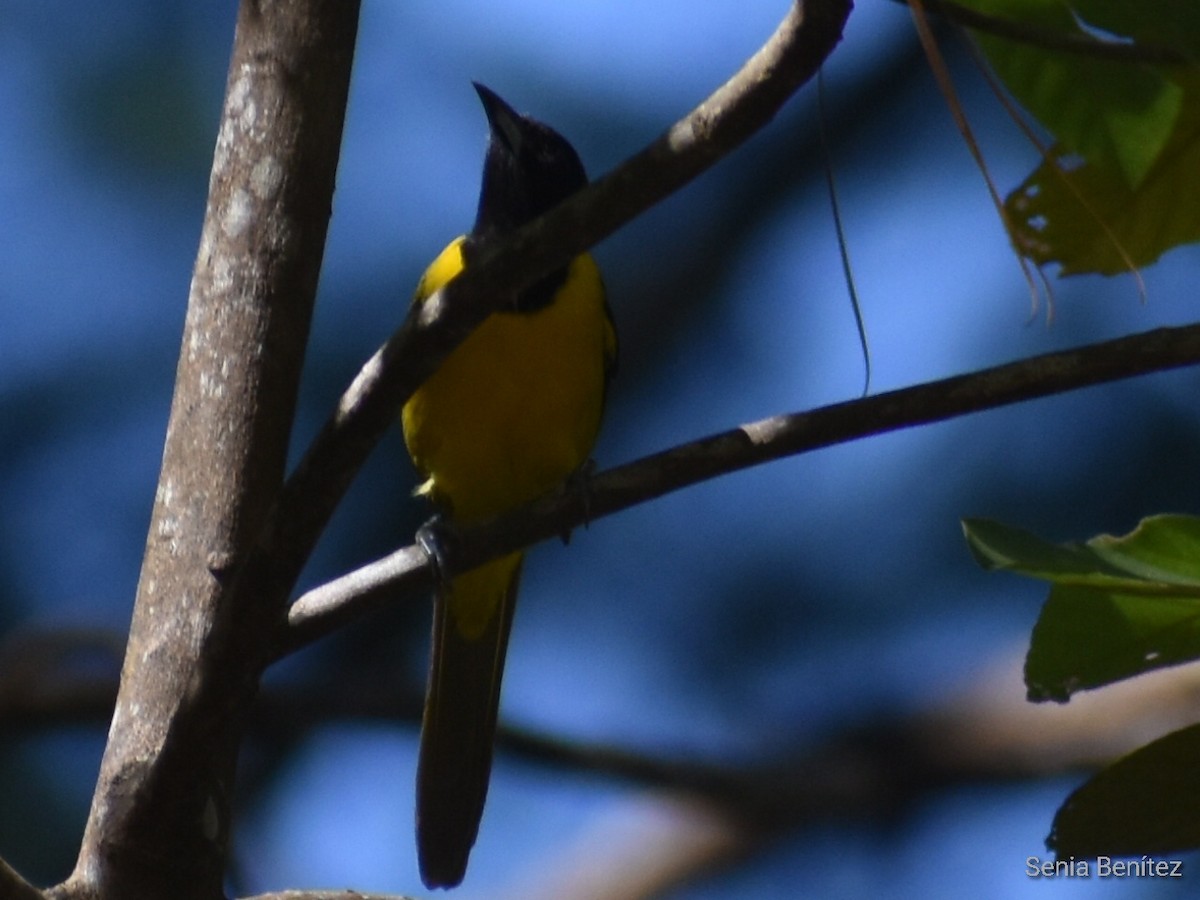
(401, 83), (616, 889)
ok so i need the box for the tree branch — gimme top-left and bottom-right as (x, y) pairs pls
(0, 857), (43, 900)
(897, 0), (1190, 64)
(485, 648), (1200, 899)
(9, 630), (1200, 897)
(8, 633), (1200, 805)
(282, 322), (1200, 654)
(58, 2), (363, 898)
(22, 633), (1193, 898)
(0, 628), (121, 731)
(242, 0), (854, 664)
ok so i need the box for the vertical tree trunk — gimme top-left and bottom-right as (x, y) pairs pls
(61, 2), (361, 896)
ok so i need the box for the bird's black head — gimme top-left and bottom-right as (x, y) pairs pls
(471, 82), (587, 237)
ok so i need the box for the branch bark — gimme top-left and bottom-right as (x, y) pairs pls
(0, 858), (43, 900)
(283, 322), (1200, 654)
(56, 2), (362, 898)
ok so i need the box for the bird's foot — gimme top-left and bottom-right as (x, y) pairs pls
(558, 458), (598, 545)
(416, 513), (459, 590)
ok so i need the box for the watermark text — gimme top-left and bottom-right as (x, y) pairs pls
(1026, 856), (1185, 879)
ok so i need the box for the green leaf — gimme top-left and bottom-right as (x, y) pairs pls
(961, 0), (1182, 186)
(963, 517), (1130, 584)
(1050, 723), (1200, 858)
(1070, 0), (1200, 59)
(963, 516), (1200, 701)
(1025, 585), (1200, 702)
(1089, 516), (1200, 585)
(1004, 77), (1200, 275)
(952, 0), (1200, 274)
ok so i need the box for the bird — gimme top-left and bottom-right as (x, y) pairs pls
(401, 83), (617, 889)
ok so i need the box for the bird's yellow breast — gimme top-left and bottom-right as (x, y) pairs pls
(402, 237), (614, 525)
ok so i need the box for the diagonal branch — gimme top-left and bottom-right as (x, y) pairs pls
(0, 858), (42, 900)
(244, 0), (854, 663)
(281, 322), (1200, 655)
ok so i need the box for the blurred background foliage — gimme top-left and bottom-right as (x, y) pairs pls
(2, 1), (1200, 897)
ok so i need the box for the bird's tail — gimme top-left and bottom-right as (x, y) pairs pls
(416, 551), (523, 889)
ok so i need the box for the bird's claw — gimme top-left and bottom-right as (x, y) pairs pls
(416, 514), (458, 591)
(558, 458), (598, 546)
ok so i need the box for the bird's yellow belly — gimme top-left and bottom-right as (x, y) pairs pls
(402, 255), (610, 525)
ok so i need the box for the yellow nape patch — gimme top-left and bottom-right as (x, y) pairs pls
(449, 553), (521, 640)
(414, 236), (468, 302)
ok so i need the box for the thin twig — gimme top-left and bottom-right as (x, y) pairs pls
(817, 68), (870, 395)
(910, 0), (1044, 316)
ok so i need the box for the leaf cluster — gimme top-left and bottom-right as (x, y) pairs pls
(961, 0), (1200, 273)
(965, 515), (1200, 857)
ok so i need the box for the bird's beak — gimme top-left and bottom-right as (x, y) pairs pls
(473, 82), (525, 155)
